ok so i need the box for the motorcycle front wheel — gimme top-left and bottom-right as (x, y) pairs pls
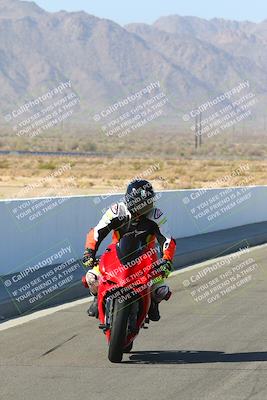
(108, 298), (131, 363)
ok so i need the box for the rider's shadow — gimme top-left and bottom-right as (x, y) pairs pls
(126, 350), (267, 364)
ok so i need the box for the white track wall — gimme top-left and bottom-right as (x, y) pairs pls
(1, 185), (267, 275)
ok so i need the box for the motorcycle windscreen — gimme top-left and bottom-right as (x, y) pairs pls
(100, 236), (154, 287)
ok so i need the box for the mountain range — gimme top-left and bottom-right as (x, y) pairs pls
(0, 0), (266, 127)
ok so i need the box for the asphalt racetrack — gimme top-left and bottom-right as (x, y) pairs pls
(1, 244), (267, 400)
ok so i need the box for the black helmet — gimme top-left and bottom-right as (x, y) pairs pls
(125, 179), (155, 217)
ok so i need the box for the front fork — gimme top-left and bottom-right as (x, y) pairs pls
(99, 295), (113, 332)
(99, 295), (140, 335)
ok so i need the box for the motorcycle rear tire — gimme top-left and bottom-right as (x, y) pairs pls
(108, 299), (130, 363)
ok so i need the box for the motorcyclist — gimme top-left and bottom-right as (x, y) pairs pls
(82, 179), (176, 321)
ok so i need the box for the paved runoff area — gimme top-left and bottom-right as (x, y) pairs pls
(1, 244), (267, 400)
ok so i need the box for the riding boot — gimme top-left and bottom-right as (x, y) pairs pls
(87, 295), (98, 318)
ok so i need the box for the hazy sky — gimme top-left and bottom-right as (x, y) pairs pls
(27, 0), (267, 25)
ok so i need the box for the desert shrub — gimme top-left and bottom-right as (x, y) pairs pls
(38, 161), (57, 170)
(0, 160), (9, 168)
(83, 142), (97, 152)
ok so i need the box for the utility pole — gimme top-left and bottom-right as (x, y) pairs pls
(195, 112), (202, 149)
(195, 114), (199, 149)
(199, 112), (202, 146)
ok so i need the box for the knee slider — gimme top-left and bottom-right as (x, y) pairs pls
(152, 285), (171, 303)
(86, 271), (99, 295)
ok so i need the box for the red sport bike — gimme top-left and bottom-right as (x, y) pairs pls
(97, 235), (164, 363)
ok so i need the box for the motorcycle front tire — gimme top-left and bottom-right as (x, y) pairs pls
(108, 298), (131, 363)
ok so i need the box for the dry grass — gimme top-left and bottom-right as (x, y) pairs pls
(0, 155), (265, 199)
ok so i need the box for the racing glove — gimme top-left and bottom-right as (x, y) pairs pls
(160, 260), (173, 279)
(82, 248), (95, 268)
